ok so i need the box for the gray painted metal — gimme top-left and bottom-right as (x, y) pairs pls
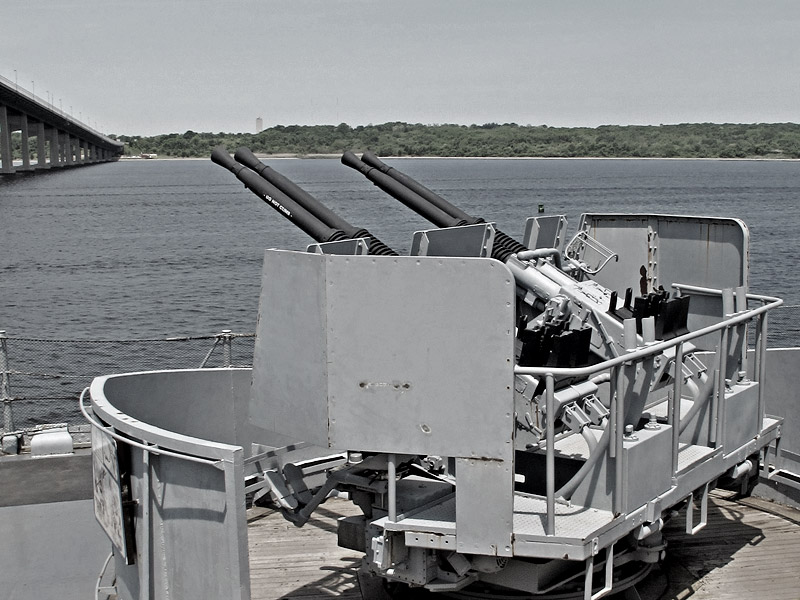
(579, 214), (748, 294)
(567, 424), (674, 513)
(90, 369), (254, 600)
(578, 214), (748, 350)
(250, 250), (517, 555)
(251, 251), (516, 459)
(755, 347), (800, 505)
(523, 215), (568, 252)
(410, 222), (495, 257)
(308, 238), (370, 255)
(454, 457), (513, 556)
(0, 499), (111, 600)
(250, 251), (329, 447)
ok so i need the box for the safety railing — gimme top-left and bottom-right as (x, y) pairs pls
(514, 287), (783, 536)
(0, 330), (254, 435)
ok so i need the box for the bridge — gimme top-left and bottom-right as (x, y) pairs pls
(0, 75), (123, 175)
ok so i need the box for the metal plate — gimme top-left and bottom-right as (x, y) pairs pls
(578, 214), (748, 295)
(250, 250), (330, 447)
(578, 214), (748, 349)
(91, 426), (128, 559)
(324, 254), (515, 459)
(410, 223), (495, 257)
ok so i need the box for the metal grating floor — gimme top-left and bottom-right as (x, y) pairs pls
(677, 442), (718, 472)
(513, 493), (614, 540)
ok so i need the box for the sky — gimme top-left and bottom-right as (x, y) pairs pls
(1, 0), (798, 137)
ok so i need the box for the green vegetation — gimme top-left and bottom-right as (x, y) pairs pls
(112, 122), (800, 159)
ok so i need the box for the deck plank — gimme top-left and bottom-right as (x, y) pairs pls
(656, 490), (800, 600)
(247, 499), (364, 600)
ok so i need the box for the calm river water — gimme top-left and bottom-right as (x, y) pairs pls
(2, 157), (799, 340)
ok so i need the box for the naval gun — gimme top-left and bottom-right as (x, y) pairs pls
(342, 150), (692, 357)
(209, 149), (783, 599)
(212, 149), (777, 599)
(83, 153), (786, 600)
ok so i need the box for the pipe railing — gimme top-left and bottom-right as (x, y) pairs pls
(515, 287), (782, 535)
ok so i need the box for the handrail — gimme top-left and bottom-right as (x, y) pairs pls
(79, 387), (224, 468)
(522, 286), (782, 530)
(515, 289), (781, 378)
(94, 551), (114, 600)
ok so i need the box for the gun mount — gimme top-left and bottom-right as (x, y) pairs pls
(342, 152), (708, 442)
(85, 152), (788, 600)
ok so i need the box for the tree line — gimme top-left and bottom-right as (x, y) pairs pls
(111, 122), (800, 159)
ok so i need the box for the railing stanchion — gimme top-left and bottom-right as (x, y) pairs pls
(671, 343), (683, 480)
(614, 364), (626, 515)
(546, 373), (555, 536)
(609, 367), (617, 460)
(0, 330), (14, 433)
(757, 311), (768, 426)
(141, 446), (152, 600)
(716, 326), (729, 448)
(222, 330), (232, 367)
(387, 453), (397, 523)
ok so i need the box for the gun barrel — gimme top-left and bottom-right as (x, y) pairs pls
(211, 146), (345, 244)
(345, 151), (528, 262)
(234, 147), (358, 234)
(341, 151), (465, 229)
(233, 147), (397, 256)
(360, 150), (480, 225)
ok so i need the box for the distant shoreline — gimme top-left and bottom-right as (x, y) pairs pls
(115, 122), (800, 161)
(122, 154), (800, 162)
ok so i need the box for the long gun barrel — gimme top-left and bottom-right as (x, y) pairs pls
(341, 151), (467, 230)
(230, 147), (397, 256)
(213, 147), (397, 255)
(342, 151), (528, 262)
(360, 150), (480, 225)
(212, 146), (346, 244)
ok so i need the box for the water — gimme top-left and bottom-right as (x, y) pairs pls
(2, 157), (799, 340)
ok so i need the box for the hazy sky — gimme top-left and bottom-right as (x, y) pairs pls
(2, 0), (798, 136)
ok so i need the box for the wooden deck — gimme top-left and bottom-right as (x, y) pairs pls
(247, 500), (363, 600)
(246, 491), (800, 600)
(655, 490), (800, 600)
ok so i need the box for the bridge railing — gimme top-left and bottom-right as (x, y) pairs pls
(0, 73), (108, 139)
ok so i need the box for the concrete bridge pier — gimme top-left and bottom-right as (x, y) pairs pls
(47, 127), (60, 168)
(13, 113), (33, 171)
(36, 122), (48, 169)
(65, 135), (74, 167)
(0, 106), (13, 175)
